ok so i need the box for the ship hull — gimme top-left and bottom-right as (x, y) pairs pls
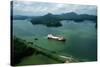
(47, 34), (66, 41)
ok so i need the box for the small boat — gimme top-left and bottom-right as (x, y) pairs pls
(47, 34), (66, 41)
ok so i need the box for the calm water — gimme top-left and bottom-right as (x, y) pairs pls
(13, 19), (97, 63)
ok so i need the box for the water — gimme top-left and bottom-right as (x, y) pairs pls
(13, 19), (97, 64)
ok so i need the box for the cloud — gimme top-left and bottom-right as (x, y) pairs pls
(13, 1), (97, 16)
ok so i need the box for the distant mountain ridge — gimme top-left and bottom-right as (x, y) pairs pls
(43, 12), (97, 21)
(30, 12), (97, 27)
(12, 12), (97, 27)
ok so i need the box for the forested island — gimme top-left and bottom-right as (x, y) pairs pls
(12, 12), (97, 27)
(30, 12), (97, 27)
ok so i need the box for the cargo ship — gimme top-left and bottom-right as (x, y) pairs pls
(47, 34), (66, 41)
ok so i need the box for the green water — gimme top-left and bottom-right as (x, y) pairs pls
(13, 20), (97, 65)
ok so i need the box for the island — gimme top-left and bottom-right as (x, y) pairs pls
(30, 12), (97, 27)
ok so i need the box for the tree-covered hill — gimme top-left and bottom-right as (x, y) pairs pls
(30, 12), (97, 27)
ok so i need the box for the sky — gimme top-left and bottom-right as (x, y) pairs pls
(12, 1), (97, 16)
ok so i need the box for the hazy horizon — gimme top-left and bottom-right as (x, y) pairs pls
(12, 1), (97, 16)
